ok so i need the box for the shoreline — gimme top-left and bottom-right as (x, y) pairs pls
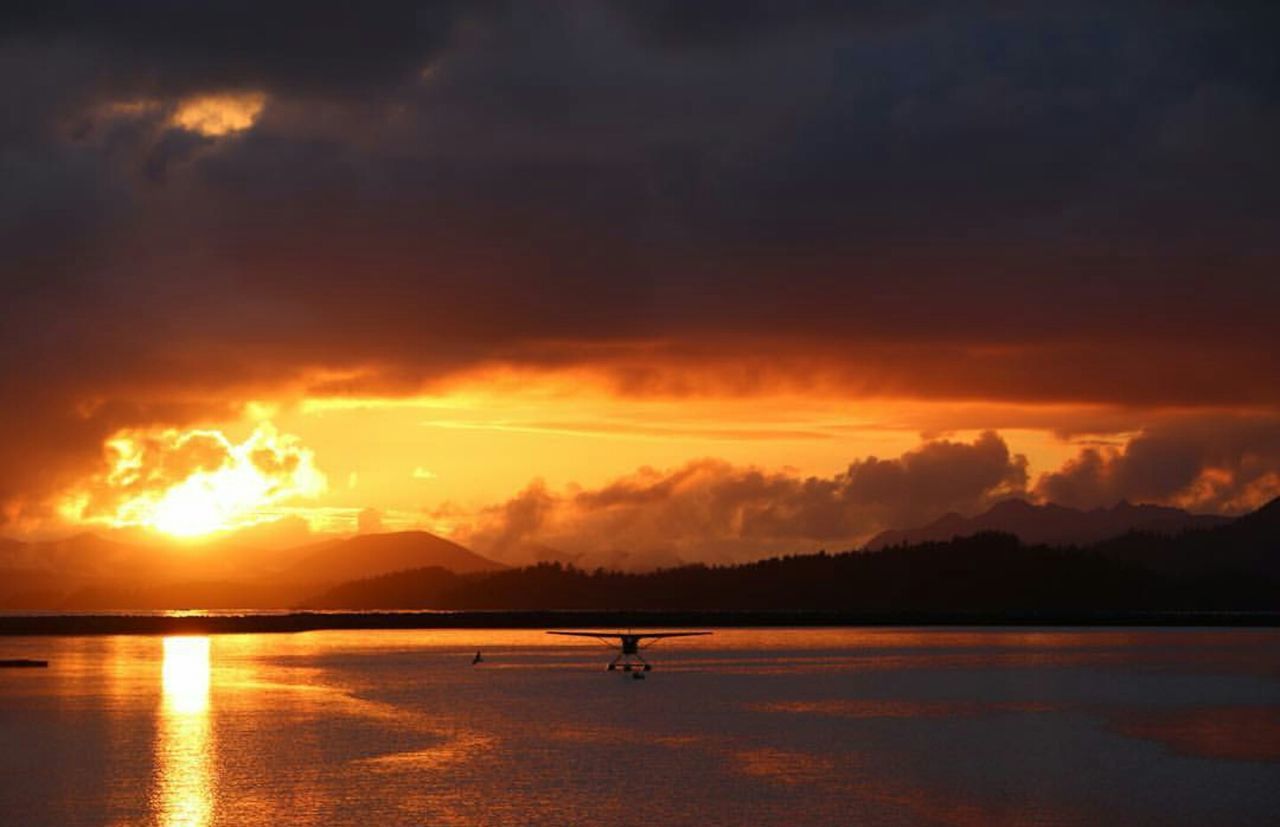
(1, 610), (1278, 636)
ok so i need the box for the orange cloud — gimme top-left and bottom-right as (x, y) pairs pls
(1035, 416), (1280, 514)
(170, 91), (266, 136)
(454, 431), (1029, 568)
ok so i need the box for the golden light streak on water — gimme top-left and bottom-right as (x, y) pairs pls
(156, 637), (214, 826)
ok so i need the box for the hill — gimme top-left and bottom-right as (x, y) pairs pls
(866, 499), (1229, 550)
(304, 498), (1280, 612)
(0, 529), (504, 610)
(281, 531), (505, 585)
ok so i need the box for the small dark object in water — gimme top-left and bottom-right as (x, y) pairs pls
(0, 659), (48, 668)
(472, 651), (483, 665)
(631, 671), (645, 680)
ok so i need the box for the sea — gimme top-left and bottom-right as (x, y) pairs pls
(1, 627), (1278, 825)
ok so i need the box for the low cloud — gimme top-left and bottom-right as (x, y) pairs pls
(459, 431), (1028, 568)
(1035, 417), (1280, 514)
(458, 418), (1280, 567)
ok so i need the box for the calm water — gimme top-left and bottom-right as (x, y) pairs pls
(1, 628), (1278, 826)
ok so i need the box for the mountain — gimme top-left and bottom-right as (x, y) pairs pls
(302, 498), (1280, 613)
(0, 529), (504, 610)
(1227, 495), (1280, 533)
(281, 531), (506, 585)
(866, 499), (1230, 550)
(0, 532), (160, 578)
(0, 533), (190, 608)
(1099, 496), (1280, 579)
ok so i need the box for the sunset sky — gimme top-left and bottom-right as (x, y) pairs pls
(3, 2), (1278, 566)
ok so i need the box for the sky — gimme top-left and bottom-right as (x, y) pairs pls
(2, 2), (1278, 567)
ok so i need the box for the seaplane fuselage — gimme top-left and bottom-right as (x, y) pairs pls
(547, 630), (711, 672)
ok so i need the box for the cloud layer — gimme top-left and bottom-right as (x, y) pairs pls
(2, 2), (1278, 524)
(459, 420), (1280, 567)
(460, 432), (1028, 567)
(1035, 416), (1280, 515)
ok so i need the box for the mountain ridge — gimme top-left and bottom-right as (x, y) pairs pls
(303, 496), (1280, 612)
(0, 528), (506, 610)
(865, 498), (1230, 550)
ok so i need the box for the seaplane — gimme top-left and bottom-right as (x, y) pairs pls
(547, 630), (710, 676)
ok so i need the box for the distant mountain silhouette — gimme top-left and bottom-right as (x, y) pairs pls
(1098, 495), (1280, 580)
(1229, 495), (1280, 532)
(0, 529), (504, 610)
(304, 498), (1280, 613)
(0, 533), (197, 608)
(280, 531), (506, 584)
(2, 501), (1274, 612)
(866, 499), (1229, 550)
(0, 532), (160, 578)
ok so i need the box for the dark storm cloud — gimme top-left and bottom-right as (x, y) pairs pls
(0, 1), (488, 97)
(612, 0), (943, 50)
(2, 1), (1279, 522)
(462, 431), (1028, 567)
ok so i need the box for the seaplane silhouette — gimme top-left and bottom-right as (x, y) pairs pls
(548, 630), (710, 674)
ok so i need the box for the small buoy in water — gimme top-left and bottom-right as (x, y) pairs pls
(472, 651), (483, 665)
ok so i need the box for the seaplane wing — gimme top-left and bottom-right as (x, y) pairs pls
(547, 637), (716, 645)
(546, 631), (619, 638)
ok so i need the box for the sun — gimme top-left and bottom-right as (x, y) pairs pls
(148, 467), (270, 538)
(61, 423), (327, 539)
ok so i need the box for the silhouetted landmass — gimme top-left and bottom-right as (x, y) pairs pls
(280, 531), (506, 582)
(303, 498), (1280, 613)
(0, 529), (505, 610)
(56, 581), (317, 612)
(1, 609), (1276, 637)
(866, 499), (1229, 550)
(2, 501), (1275, 619)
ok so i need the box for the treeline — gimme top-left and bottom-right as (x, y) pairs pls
(304, 499), (1280, 611)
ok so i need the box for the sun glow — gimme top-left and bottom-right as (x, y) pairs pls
(149, 465), (272, 538)
(61, 423), (326, 538)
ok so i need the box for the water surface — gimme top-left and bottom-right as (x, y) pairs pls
(1, 628), (1278, 825)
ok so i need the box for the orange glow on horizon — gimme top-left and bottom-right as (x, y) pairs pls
(39, 364), (1277, 550)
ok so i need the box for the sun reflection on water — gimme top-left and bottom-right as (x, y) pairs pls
(156, 637), (214, 826)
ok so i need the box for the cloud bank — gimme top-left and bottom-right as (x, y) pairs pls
(2, 2), (1278, 524)
(460, 432), (1028, 567)
(460, 421), (1280, 568)
(1035, 417), (1280, 515)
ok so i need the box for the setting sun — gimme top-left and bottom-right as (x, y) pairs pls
(148, 468), (270, 538)
(58, 423), (326, 538)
